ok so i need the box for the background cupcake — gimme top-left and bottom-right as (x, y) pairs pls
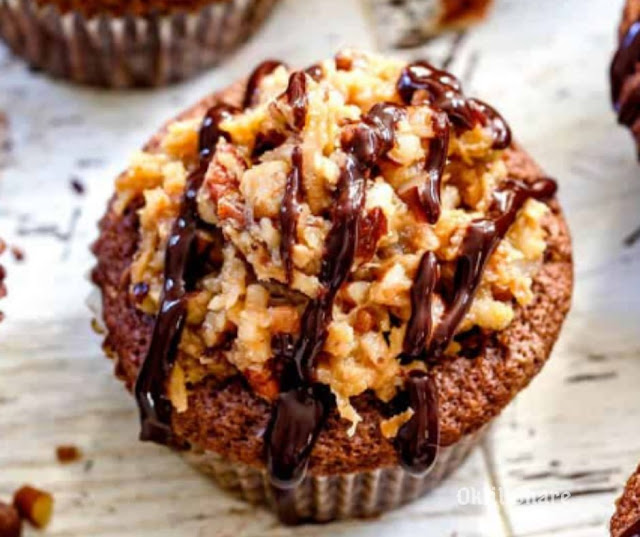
(611, 0), (640, 157)
(611, 464), (640, 537)
(0, 0), (279, 87)
(91, 50), (573, 523)
(366, 0), (494, 49)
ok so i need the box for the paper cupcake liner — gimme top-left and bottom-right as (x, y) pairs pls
(0, 0), (279, 87)
(184, 426), (487, 523)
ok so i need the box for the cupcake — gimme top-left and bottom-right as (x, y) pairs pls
(612, 464), (640, 537)
(367, 0), (494, 49)
(91, 50), (573, 523)
(0, 0), (279, 87)
(611, 0), (640, 156)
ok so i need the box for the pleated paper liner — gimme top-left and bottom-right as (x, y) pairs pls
(183, 426), (487, 523)
(0, 0), (279, 87)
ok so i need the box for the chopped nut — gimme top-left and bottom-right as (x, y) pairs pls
(268, 306), (300, 333)
(0, 501), (21, 537)
(56, 445), (82, 464)
(13, 486), (53, 529)
(354, 308), (376, 333)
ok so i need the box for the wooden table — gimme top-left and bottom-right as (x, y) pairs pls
(1, 0), (639, 535)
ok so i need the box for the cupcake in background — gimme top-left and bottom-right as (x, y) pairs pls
(0, 0), (279, 87)
(91, 50), (573, 524)
(611, 0), (640, 157)
(366, 0), (494, 49)
(611, 464), (640, 537)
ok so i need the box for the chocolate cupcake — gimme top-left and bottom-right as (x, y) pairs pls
(0, 0), (278, 87)
(611, 0), (640, 156)
(91, 50), (573, 523)
(612, 464), (640, 537)
(368, 0), (494, 48)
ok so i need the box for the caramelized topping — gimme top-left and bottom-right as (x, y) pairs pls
(244, 60), (285, 109)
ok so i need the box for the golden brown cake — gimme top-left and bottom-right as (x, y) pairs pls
(91, 50), (573, 523)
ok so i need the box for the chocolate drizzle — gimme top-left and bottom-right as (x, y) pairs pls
(244, 60), (285, 109)
(611, 21), (640, 136)
(402, 251), (439, 361)
(397, 61), (477, 129)
(429, 177), (557, 356)
(305, 63), (323, 82)
(279, 147), (304, 283)
(395, 370), (440, 475)
(473, 100), (512, 150)
(266, 154), (367, 489)
(423, 110), (450, 224)
(134, 104), (235, 444)
(621, 517), (640, 537)
(342, 102), (405, 165)
(402, 178), (557, 366)
(397, 60), (511, 223)
(285, 72), (308, 131)
(395, 177), (557, 475)
(266, 100), (408, 489)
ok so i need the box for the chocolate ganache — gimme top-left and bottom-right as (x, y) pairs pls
(133, 56), (557, 518)
(279, 146), (304, 283)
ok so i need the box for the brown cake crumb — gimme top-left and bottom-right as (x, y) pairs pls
(0, 502), (21, 537)
(56, 445), (82, 464)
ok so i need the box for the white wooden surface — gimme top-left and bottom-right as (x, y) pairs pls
(1, 0), (639, 535)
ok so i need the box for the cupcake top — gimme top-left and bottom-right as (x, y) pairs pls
(34, 0), (228, 16)
(93, 50), (572, 492)
(612, 464), (640, 537)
